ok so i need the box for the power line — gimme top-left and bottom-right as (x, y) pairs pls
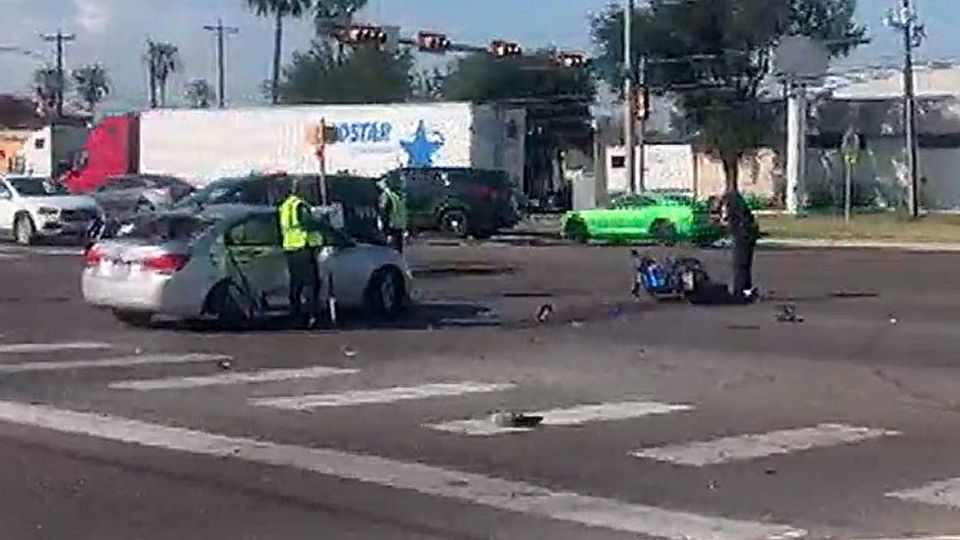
(203, 19), (239, 109)
(40, 30), (75, 118)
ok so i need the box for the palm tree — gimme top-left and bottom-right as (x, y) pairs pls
(33, 66), (61, 116)
(145, 40), (181, 108)
(72, 64), (110, 115)
(184, 79), (216, 108)
(245, 0), (314, 105)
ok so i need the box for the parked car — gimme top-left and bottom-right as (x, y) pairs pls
(81, 208), (412, 327)
(381, 167), (521, 239)
(0, 175), (103, 245)
(562, 193), (725, 245)
(92, 174), (194, 219)
(173, 173), (382, 244)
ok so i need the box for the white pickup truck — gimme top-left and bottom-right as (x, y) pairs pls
(0, 176), (103, 245)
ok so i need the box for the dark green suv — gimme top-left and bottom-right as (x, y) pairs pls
(382, 167), (520, 239)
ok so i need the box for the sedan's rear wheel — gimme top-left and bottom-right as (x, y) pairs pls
(440, 210), (469, 239)
(209, 281), (249, 329)
(564, 218), (589, 244)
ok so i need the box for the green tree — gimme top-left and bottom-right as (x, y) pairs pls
(277, 40), (413, 104)
(411, 68), (446, 102)
(245, 0), (314, 105)
(184, 78), (216, 109)
(145, 40), (181, 108)
(71, 63), (110, 115)
(591, 0), (865, 191)
(443, 51), (597, 149)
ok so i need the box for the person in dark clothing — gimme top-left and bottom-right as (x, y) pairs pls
(721, 190), (760, 303)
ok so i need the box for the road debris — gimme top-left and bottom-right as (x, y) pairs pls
(536, 304), (554, 323)
(341, 346), (357, 358)
(775, 304), (803, 323)
(491, 412), (544, 429)
(217, 359), (232, 370)
(569, 320), (585, 328)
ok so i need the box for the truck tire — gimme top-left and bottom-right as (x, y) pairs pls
(14, 214), (36, 246)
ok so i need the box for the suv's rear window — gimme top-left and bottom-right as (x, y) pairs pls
(118, 215), (213, 242)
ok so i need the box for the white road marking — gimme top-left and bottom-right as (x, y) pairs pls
(252, 382), (516, 410)
(0, 400), (806, 540)
(0, 342), (113, 354)
(0, 353), (229, 373)
(632, 424), (900, 466)
(428, 400), (694, 436)
(110, 366), (359, 391)
(888, 478), (960, 509)
(855, 537), (960, 540)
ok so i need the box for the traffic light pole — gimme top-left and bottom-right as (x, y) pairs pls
(623, 0), (637, 195)
(901, 0), (920, 218)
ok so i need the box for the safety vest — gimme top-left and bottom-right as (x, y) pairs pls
(382, 187), (408, 229)
(279, 195), (323, 251)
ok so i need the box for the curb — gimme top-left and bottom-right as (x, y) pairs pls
(761, 238), (960, 253)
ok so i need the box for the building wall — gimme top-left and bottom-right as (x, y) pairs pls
(805, 137), (960, 210)
(604, 144), (779, 200)
(0, 130), (30, 174)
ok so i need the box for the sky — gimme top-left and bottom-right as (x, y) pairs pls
(0, 0), (957, 113)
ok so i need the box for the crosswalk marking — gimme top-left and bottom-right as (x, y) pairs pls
(0, 342), (113, 354)
(0, 353), (230, 373)
(251, 382), (516, 411)
(887, 478), (960, 509)
(632, 424), (900, 466)
(110, 366), (359, 391)
(0, 400), (806, 540)
(427, 400), (694, 436)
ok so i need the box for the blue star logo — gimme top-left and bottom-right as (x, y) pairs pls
(400, 120), (445, 167)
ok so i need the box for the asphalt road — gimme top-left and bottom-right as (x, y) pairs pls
(1, 238), (960, 540)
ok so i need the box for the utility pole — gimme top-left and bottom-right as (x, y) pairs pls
(637, 54), (647, 193)
(203, 19), (239, 109)
(899, 0), (921, 218)
(623, 0), (637, 195)
(40, 30), (75, 118)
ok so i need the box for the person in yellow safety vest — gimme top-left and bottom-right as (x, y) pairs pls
(377, 179), (408, 253)
(279, 180), (327, 328)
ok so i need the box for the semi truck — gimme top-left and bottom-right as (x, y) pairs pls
(64, 102), (526, 193)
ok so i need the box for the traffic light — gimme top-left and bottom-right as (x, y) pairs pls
(634, 88), (649, 121)
(417, 31), (450, 53)
(490, 40), (522, 58)
(557, 52), (588, 68)
(341, 25), (387, 46)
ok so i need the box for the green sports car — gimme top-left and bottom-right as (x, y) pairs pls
(562, 193), (726, 245)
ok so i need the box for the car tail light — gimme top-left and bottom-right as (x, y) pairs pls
(142, 254), (190, 275)
(84, 244), (103, 267)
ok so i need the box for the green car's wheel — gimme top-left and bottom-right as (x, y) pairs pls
(564, 219), (589, 244)
(650, 220), (678, 246)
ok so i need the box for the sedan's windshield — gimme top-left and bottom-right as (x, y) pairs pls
(9, 177), (68, 196)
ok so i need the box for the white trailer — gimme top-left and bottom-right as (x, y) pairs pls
(139, 102), (526, 188)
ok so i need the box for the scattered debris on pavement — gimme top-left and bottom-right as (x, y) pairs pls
(341, 346), (357, 358)
(217, 359), (232, 370)
(536, 304), (554, 323)
(569, 320), (585, 328)
(491, 412), (544, 428)
(775, 304), (803, 323)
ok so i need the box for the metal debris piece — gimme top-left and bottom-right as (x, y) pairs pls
(217, 359), (232, 370)
(569, 320), (585, 328)
(341, 346), (357, 358)
(536, 304), (554, 323)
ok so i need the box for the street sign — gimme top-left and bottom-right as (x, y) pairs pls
(842, 128), (861, 165)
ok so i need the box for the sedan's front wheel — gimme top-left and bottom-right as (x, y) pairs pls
(365, 267), (406, 319)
